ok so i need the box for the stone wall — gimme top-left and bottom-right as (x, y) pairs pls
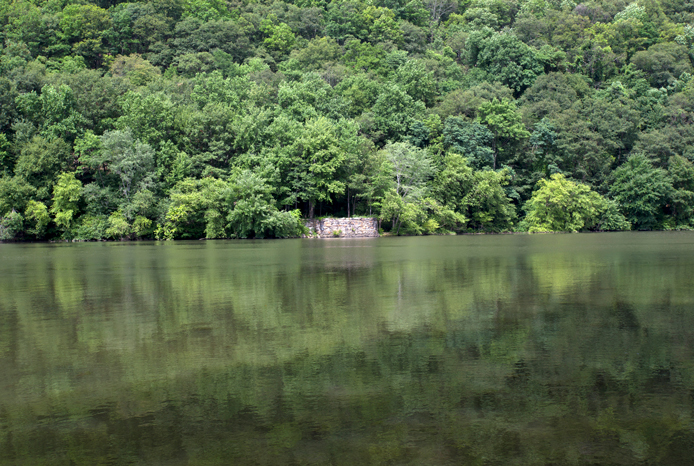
(304, 217), (379, 238)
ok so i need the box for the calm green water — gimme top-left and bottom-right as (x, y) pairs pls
(1, 233), (694, 465)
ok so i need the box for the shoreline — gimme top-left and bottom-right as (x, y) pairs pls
(2, 229), (692, 244)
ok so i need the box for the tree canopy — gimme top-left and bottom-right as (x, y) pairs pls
(1, 0), (694, 239)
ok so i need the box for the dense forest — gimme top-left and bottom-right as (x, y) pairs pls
(0, 0), (693, 239)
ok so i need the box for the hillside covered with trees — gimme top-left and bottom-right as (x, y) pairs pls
(0, 0), (693, 239)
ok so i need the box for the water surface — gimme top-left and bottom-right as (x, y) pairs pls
(1, 233), (694, 465)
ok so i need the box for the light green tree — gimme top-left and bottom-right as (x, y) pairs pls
(524, 174), (629, 232)
(24, 200), (49, 239)
(50, 172), (82, 234)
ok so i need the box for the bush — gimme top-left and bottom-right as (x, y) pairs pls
(524, 174), (629, 232)
(0, 210), (24, 240)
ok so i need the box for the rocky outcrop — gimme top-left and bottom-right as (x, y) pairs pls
(304, 217), (379, 238)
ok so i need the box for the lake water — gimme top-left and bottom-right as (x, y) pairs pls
(1, 233), (694, 465)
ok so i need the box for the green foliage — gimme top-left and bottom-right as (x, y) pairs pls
(443, 118), (495, 169)
(463, 169), (517, 231)
(609, 154), (673, 230)
(263, 23), (297, 58)
(477, 98), (530, 169)
(524, 174), (629, 232)
(59, 4), (111, 66)
(109, 54), (161, 86)
(372, 83), (425, 142)
(0, 209), (24, 240)
(24, 200), (49, 238)
(14, 136), (72, 200)
(391, 59), (437, 107)
(15, 84), (88, 142)
(631, 42), (693, 88)
(466, 29), (544, 94)
(105, 210), (132, 239)
(667, 154), (694, 226)
(227, 170), (304, 238)
(0, 176), (36, 216)
(99, 129), (154, 202)
(73, 214), (109, 240)
(378, 142), (435, 234)
(50, 171), (82, 234)
(182, 0), (231, 21)
(0, 0), (692, 239)
(286, 117), (348, 218)
(0, 133), (13, 176)
(155, 177), (229, 240)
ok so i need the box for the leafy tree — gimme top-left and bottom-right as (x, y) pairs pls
(325, 1), (371, 44)
(24, 200), (49, 239)
(262, 22), (296, 59)
(99, 129), (155, 203)
(477, 98), (530, 169)
(14, 136), (72, 200)
(553, 92), (640, 188)
(0, 77), (19, 136)
(116, 91), (177, 146)
(377, 141), (434, 233)
(341, 39), (387, 72)
(435, 82), (514, 121)
(0, 176), (36, 215)
(182, 0), (231, 21)
(391, 59), (437, 107)
(433, 152), (474, 211)
(424, 0), (457, 28)
(383, 141), (433, 201)
(609, 154), (673, 230)
(59, 4), (111, 66)
(372, 83), (425, 142)
(288, 37), (342, 71)
(104, 2), (166, 55)
(73, 214), (109, 241)
(286, 117), (347, 218)
(277, 73), (340, 122)
(443, 117), (495, 169)
(48, 70), (132, 134)
(109, 54), (161, 86)
(466, 29), (544, 95)
(0, 133), (12, 176)
(15, 84), (88, 142)
(105, 210), (132, 239)
(524, 174), (628, 232)
(463, 169), (517, 231)
(155, 177), (229, 240)
(631, 42), (693, 88)
(335, 73), (382, 117)
(227, 170), (304, 238)
(667, 154), (694, 226)
(50, 171), (82, 234)
(1, 2), (60, 58)
(518, 72), (588, 125)
(171, 18), (253, 64)
(0, 210), (23, 240)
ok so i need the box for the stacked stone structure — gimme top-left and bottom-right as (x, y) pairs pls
(304, 217), (379, 238)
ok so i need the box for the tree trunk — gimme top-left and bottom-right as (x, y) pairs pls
(309, 201), (315, 219)
(347, 188), (350, 218)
